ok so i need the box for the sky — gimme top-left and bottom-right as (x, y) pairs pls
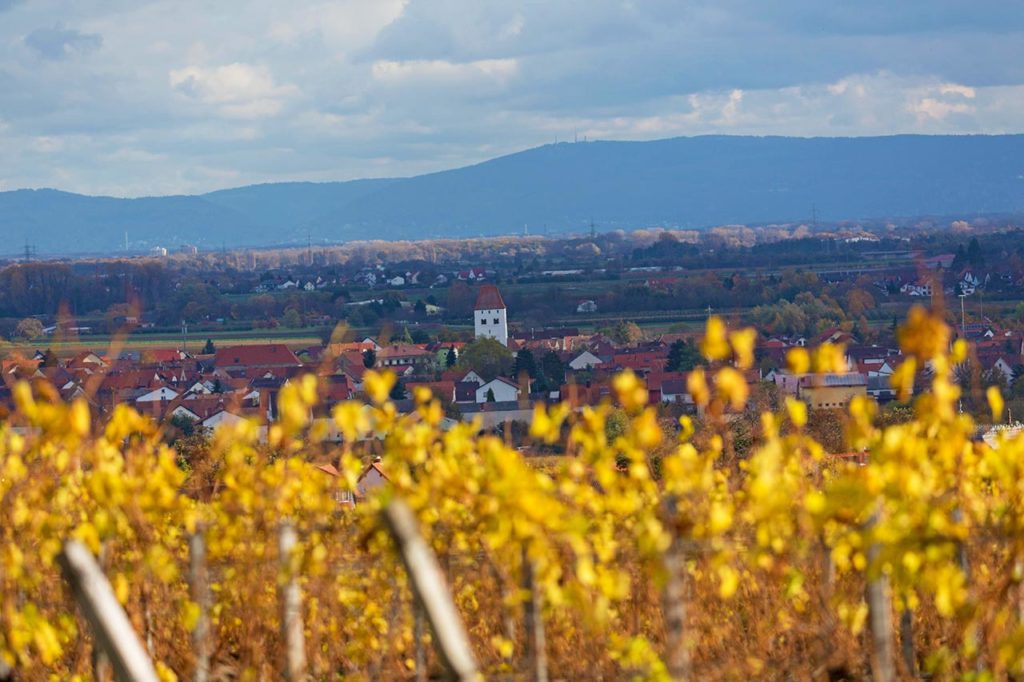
(1, 0), (1023, 197)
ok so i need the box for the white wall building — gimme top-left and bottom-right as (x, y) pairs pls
(473, 284), (508, 346)
(475, 377), (521, 403)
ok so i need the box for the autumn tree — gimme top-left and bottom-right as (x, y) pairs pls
(608, 320), (644, 344)
(458, 337), (513, 380)
(14, 318), (44, 341)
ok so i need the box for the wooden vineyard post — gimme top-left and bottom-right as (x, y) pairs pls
(899, 608), (917, 677)
(521, 547), (548, 682)
(188, 530), (212, 682)
(57, 540), (160, 682)
(661, 496), (691, 681)
(382, 499), (479, 681)
(278, 520), (307, 682)
(865, 509), (896, 682)
(414, 604), (427, 682)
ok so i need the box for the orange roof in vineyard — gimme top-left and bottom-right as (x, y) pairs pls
(474, 284), (506, 310)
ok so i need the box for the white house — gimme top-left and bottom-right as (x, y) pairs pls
(474, 284), (508, 347)
(569, 350), (603, 370)
(202, 410), (246, 429)
(576, 300), (598, 313)
(357, 458), (389, 497)
(169, 405), (201, 422)
(459, 370), (486, 386)
(991, 356), (1016, 384)
(660, 379), (692, 405)
(475, 377), (520, 403)
(183, 381), (213, 397)
(135, 387), (179, 403)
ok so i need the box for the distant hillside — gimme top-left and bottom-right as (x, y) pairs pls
(2, 135), (1023, 254)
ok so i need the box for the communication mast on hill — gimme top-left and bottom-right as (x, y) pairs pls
(590, 219), (596, 240)
(22, 240), (36, 263)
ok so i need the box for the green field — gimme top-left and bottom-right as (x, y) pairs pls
(0, 328), (327, 359)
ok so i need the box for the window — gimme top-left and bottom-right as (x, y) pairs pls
(493, 318), (499, 324)
(480, 319), (487, 325)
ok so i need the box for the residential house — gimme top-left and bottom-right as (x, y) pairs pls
(797, 373), (868, 410)
(475, 377), (521, 403)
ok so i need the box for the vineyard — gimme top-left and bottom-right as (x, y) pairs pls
(3, 306), (1024, 680)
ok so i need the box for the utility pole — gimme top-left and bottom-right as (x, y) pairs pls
(181, 320), (188, 353)
(959, 294), (966, 336)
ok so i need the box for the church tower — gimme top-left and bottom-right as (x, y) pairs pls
(474, 284), (508, 346)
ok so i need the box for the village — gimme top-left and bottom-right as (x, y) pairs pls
(4, 277), (1021, 454)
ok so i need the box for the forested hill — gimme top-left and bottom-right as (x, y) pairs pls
(3, 134), (1024, 254)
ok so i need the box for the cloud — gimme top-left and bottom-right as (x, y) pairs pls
(371, 58), (518, 86)
(0, 1), (1024, 196)
(169, 62), (299, 118)
(24, 24), (102, 60)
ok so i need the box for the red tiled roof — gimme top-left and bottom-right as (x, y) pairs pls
(406, 380), (456, 402)
(141, 349), (185, 363)
(474, 284), (506, 311)
(214, 344), (301, 368)
(329, 341), (378, 354)
(377, 344), (432, 359)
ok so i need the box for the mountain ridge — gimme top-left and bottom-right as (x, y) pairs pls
(3, 134), (1024, 254)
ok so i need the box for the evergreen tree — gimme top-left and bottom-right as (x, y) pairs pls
(203, 338), (216, 354)
(952, 244), (967, 271)
(390, 379), (407, 400)
(485, 387), (496, 402)
(967, 237), (984, 268)
(363, 348), (376, 369)
(445, 346), (457, 367)
(513, 348), (538, 379)
(665, 339), (700, 372)
(401, 326), (414, 344)
(540, 351), (566, 390)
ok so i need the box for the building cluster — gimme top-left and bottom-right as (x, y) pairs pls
(2, 284), (1022, 438)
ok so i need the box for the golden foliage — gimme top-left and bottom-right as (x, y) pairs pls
(1, 309), (1023, 678)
